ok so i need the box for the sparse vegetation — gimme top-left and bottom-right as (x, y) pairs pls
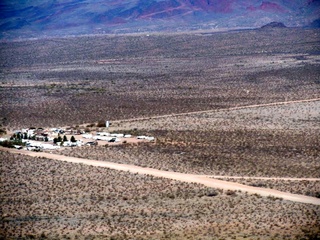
(55, 127), (320, 178)
(97, 120), (106, 128)
(215, 178), (320, 198)
(0, 29), (319, 128)
(1, 151), (319, 239)
(0, 28), (319, 239)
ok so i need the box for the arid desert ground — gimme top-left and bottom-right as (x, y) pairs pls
(1, 28), (320, 239)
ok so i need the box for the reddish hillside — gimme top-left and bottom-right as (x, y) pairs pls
(0, 0), (319, 39)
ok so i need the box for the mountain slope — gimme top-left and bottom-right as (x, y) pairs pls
(0, 0), (319, 39)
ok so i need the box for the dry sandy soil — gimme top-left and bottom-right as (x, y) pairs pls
(1, 28), (320, 239)
(1, 150), (320, 240)
(1, 28), (319, 129)
(54, 100), (320, 180)
(1, 97), (320, 240)
(213, 177), (320, 199)
(2, 146), (320, 206)
(109, 99), (320, 131)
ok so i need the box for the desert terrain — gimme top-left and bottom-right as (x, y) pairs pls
(1, 28), (320, 239)
(1, 150), (320, 239)
(1, 28), (319, 129)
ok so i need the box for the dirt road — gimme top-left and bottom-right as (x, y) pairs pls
(209, 176), (320, 181)
(2, 147), (320, 206)
(64, 97), (320, 129)
(113, 97), (320, 123)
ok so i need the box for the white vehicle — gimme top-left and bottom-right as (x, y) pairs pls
(27, 146), (41, 152)
(110, 133), (124, 138)
(41, 144), (60, 150)
(26, 141), (42, 147)
(93, 136), (113, 141)
(63, 141), (73, 147)
(75, 140), (83, 146)
(137, 136), (147, 139)
(93, 136), (106, 140)
(100, 136), (113, 141)
(137, 136), (155, 141)
(96, 132), (110, 136)
(145, 137), (155, 141)
(82, 134), (93, 139)
(92, 136), (102, 140)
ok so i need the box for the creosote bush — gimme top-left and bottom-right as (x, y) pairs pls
(1, 151), (320, 239)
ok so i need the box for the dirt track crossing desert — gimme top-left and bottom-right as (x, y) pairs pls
(1, 28), (320, 239)
(2, 147), (320, 206)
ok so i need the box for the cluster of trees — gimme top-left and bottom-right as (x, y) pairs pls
(53, 135), (76, 145)
(0, 133), (29, 148)
(10, 132), (44, 141)
(0, 139), (24, 148)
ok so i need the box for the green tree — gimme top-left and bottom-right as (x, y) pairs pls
(63, 135), (68, 142)
(70, 136), (76, 143)
(15, 133), (22, 140)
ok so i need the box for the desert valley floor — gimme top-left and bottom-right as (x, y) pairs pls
(1, 28), (320, 239)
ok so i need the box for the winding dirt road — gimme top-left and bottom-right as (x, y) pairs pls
(2, 147), (320, 206)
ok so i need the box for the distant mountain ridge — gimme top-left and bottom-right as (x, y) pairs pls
(1, 0), (319, 39)
(260, 21), (287, 29)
